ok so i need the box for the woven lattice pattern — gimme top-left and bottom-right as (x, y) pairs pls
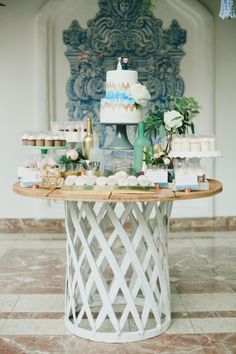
(64, 200), (172, 342)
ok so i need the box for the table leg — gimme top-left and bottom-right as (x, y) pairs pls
(64, 200), (173, 343)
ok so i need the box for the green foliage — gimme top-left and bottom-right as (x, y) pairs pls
(144, 96), (200, 144)
(58, 149), (85, 165)
(140, 0), (155, 14)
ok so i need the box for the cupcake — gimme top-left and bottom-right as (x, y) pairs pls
(27, 135), (36, 146)
(45, 135), (54, 146)
(21, 134), (28, 145)
(53, 135), (61, 146)
(36, 134), (45, 146)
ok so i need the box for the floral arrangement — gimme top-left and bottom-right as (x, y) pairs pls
(144, 148), (171, 167)
(58, 149), (85, 168)
(130, 83), (151, 107)
(144, 96), (201, 145)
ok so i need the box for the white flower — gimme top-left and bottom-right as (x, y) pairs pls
(163, 157), (170, 165)
(164, 110), (184, 131)
(66, 149), (78, 161)
(130, 83), (151, 106)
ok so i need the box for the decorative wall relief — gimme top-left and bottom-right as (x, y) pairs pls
(63, 0), (186, 150)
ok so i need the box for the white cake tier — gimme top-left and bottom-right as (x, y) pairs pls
(100, 98), (142, 124)
(106, 70), (138, 96)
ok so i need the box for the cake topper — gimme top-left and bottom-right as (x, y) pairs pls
(117, 57), (122, 70)
(116, 57), (129, 70)
(122, 57), (129, 70)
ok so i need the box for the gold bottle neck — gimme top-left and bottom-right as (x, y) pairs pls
(86, 118), (93, 135)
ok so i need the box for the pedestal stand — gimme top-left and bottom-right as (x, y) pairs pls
(101, 123), (135, 151)
(64, 200), (172, 343)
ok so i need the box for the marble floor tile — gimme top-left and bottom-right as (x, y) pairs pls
(165, 318), (195, 334)
(180, 293), (236, 312)
(191, 317), (236, 334)
(0, 319), (66, 335)
(0, 240), (17, 257)
(13, 294), (64, 313)
(171, 294), (185, 312)
(0, 295), (19, 312)
(0, 319), (6, 331)
(0, 333), (235, 353)
(22, 233), (66, 240)
(193, 237), (231, 248)
(0, 249), (65, 294)
(9, 239), (66, 249)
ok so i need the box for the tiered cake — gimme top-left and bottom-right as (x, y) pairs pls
(100, 70), (142, 124)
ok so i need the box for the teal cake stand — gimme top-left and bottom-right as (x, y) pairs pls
(102, 124), (135, 151)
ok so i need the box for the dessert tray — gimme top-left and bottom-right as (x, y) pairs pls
(169, 150), (222, 158)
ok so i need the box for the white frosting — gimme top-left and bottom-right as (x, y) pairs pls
(127, 175), (138, 186)
(107, 175), (117, 186)
(106, 70), (138, 94)
(137, 175), (150, 186)
(86, 176), (96, 186)
(75, 176), (86, 186)
(96, 176), (107, 186)
(117, 177), (128, 186)
(100, 103), (142, 124)
(65, 175), (77, 186)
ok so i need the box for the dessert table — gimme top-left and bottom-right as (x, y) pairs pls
(13, 180), (222, 343)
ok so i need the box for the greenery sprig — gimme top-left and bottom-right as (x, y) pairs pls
(144, 96), (201, 145)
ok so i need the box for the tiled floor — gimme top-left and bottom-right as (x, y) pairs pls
(0, 231), (236, 353)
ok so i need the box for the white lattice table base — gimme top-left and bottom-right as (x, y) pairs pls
(64, 200), (173, 343)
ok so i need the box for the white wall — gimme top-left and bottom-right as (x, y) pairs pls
(199, 0), (236, 216)
(0, 0), (235, 218)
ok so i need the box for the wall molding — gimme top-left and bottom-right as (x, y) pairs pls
(0, 217), (236, 234)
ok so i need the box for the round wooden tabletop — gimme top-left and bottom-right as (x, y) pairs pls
(13, 179), (222, 203)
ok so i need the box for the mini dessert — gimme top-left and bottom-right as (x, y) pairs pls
(65, 175), (77, 186)
(21, 134), (28, 145)
(137, 175), (150, 186)
(96, 176), (107, 186)
(127, 175), (138, 186)
(86, 175), (96, 186)
(53, 135), (61, 146)
(36, 134), (45, 146)
(190, 138), (201, 152)
(107, 175), (117, 186)
(200, 138), (209, 152)
(75, 176), (86, 186)
(117, 177), (128, 186)
(45, 135), (54, 146)
(28, 135), (36, 146)
(209, 136), (216, 151)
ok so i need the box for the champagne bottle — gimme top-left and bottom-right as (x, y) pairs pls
(82, 117), (93, 159)
(133, 122), (149, 175)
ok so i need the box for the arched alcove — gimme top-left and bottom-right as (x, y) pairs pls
(35, 0), (214, 217)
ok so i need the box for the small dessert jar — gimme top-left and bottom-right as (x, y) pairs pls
(28, 134), (36, 146)
(45, 134), (54, 146)
(36, 132), (46, 146)
(53, 135), (61, 146)
(21, 131), (29, 145)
